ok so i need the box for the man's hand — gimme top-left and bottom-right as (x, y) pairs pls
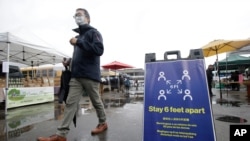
(62, 58), (71, 67)
(69, 37), (77, 46)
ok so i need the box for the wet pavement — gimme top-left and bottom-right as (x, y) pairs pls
(0, 87), (250, 141)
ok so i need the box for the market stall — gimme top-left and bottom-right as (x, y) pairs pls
(0, 32), (68, 109)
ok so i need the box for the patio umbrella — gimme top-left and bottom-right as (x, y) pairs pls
(102, 61), (134, 70)
(201, 39), (250, 100)
(202, 39), (250, 57)
(102, 61), (134, 92)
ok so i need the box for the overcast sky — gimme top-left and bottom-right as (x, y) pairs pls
(1, 0), (250, 69)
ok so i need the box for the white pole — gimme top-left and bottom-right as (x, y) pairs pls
(108, 69), (111, 91)
(5, 33), (10, 115)
(226, 53), (229, 96)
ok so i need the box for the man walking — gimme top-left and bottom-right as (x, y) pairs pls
(37, 8), (107, 141)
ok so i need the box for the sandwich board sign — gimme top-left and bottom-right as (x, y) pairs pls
(143, 50), (216, 141)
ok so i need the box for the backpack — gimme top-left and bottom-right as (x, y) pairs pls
(125, 79), (130, 87)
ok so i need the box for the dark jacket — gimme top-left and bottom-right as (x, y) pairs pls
(71, 24), (104, 82)
(206, 68), (213, 83)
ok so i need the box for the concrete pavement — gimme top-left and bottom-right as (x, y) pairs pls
(0, 88), (250, 141)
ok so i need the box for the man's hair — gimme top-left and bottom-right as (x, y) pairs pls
(208, 65), (214, 69)
(76, 8), (90, 24)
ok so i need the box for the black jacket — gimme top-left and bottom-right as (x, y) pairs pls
(206, 68), (213, 83)
(71, 24), (104, 82)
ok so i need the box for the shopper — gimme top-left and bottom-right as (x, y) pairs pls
(37, 8), (107, 141)
(206, 65), (215, 97)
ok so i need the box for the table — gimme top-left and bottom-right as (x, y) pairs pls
(221, 80), (250, 97)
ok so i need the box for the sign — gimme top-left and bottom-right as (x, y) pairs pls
(6, 87), (54, 108)
(2, 61), (9, 73)
(143, 59), (216, 141)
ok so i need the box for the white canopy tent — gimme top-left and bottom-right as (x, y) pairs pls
(0, 32), (69, 66)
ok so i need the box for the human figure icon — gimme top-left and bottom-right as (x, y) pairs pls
(183, 89), (193, 101)
(182, 70), (191, 80)
(158, 90), (167, 100)
(158, 71), (166, 81)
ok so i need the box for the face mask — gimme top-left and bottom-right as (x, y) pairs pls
(75, 16), (87, 26)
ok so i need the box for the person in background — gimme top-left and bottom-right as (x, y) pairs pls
(230, 71), (240, 91)
(124, 77), (130, 94)
(134, 79), (139, 91)
(206, 65), (215, 97)
(230, 72), (236, 90)
(119, 75), (124, 93)
(37, 8), (107, 141)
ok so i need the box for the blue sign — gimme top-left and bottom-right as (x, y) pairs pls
(143, 59), (216, 141)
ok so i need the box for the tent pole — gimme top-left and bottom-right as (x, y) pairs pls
(108, 69), (111, 108)
(216, 51), (223, 100)
(5, 37), (10, 115)
(226, 53), (229, 97)
(108, 70), (111, 91)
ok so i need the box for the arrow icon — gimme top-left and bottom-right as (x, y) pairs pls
(166, 80), (171, 85)
(176, 80), (182, 84)
(177, 89), (183, 94)
(166, 89), (171, 94)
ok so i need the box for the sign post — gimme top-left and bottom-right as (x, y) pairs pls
(143, 49), (216, 141)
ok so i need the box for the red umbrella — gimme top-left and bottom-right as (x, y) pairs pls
(102, 61), (133, 92)
(102, 61), (134, 70)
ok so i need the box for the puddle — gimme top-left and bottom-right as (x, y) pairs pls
(214, 99), (242, 107)
(102, 95), (144, 108)
(216, 115), (247, 123)
(0, 102), (54, 140)
(103, 98), (126, 107)
(8, 125), (34, 139)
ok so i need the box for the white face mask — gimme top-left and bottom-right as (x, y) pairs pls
(75, 16), (87, 26)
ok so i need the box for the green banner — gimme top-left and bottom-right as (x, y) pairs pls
(7, 87), (54, 108)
